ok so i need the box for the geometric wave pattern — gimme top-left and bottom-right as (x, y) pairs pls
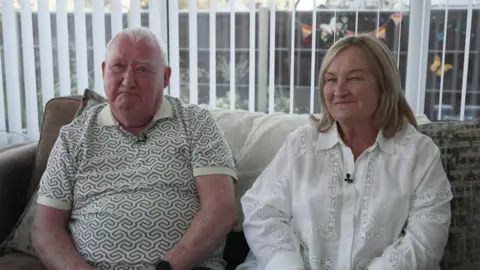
(37, 96), (236, 270)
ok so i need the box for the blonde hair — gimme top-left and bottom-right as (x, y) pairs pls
(310, 34), (417, 138)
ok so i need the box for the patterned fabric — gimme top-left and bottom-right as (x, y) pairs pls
(418, 119), (480, 269)
(37, 96), (237, 270)
(238, 121), (453, 270)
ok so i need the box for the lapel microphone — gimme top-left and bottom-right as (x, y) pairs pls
(345, 173), (353, 183)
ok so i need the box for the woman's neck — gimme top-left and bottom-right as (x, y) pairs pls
(337, 121), (379, 160)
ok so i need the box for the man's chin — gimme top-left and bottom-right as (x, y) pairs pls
(115, 100), (141, 111)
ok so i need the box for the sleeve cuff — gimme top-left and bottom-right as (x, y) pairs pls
(193, 167), (238, 183)
(37, 195), (71, 210)
(264, 252), (304, 270)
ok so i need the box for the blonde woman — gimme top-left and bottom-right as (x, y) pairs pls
(237, 35), (453, 270)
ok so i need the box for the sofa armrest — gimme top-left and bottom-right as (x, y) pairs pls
(0, 142), (37, 245)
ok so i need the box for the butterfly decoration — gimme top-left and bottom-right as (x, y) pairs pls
(437, 32), (444, 41)
(430, 55), (453, 77)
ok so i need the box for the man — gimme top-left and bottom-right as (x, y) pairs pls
(33, 27), (238, 270)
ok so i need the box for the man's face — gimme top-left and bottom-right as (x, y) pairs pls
(102, 35), (171, 128)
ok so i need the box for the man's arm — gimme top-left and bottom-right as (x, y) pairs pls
(164, 174), (237, 269)
(33, 206), (92, 270)
(32, 128), (92, 270)
(367, 140), (452, 269)
(164, 106), (238, 269)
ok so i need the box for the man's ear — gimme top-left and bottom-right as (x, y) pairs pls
(102, 61), (106, 78)
(163, 67), (172, 88)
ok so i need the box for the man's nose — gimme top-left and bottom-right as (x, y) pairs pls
(122, 68), (137, 88)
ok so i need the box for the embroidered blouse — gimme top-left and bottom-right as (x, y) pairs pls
(238, 121), (452, 270)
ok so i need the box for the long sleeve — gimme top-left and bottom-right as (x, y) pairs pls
(367, 139), (453, 270)
(240, 133), (304, 270)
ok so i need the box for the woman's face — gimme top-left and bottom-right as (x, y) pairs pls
(323, 47), (381, 123)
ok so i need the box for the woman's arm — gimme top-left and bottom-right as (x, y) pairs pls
(367, 139), (453, 269)
(241, 133), (304, 270)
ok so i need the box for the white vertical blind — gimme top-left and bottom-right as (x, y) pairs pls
(168, 0), (181, 98)
(129, 0), (141, 27)
(460, 0), (473, 120)
(248, 0), (256, 112)
(415, 0), (430, 115)
(74, 0), (89, 94)
(0, 42), (6, 132)
(375, 6), (380, 38)
(38, 0), (55, 108)
(396, 13), (402, 67)
(189, 0), (198, 104)
(333, 10), (337, 42)
(289, 1), (295, 114)
(56, 0), (72, 97)
(309, 0), (317, 113)
(2, 0), (23, 133)
(405, 0), (430, 115)
(149, 0), (162, 42)
(437, 0), (449, 120)
(159, 1), (169, 54)
(92, 0), (106, 96)
(209, 0), (217, 108)
(230, 0), (236, 110)
(20, 0), (39, 138)
(111, 0), (123, 37)
(268, 0), (276, 113)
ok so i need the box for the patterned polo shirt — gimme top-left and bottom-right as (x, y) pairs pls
(37, 96), (237, 270)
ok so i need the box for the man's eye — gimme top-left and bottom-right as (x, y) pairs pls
(138, 67), (147, 72)
(112, 64), (122, 69)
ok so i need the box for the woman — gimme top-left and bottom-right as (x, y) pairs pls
(237, 34), (453, 270)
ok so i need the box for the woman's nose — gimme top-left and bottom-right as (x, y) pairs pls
(334, 80), (349, 97)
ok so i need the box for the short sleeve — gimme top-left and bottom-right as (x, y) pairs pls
(188, 106), (237, 182)
(37, 129), (76, 210)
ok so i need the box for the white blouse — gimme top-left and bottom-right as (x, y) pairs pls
(237, 121), (453, 270)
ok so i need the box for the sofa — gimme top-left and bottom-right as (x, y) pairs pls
(0, 92), (479, 269)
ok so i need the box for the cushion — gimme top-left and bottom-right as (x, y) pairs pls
(74, 88), (107, 118)
(418, 119), (480, 269)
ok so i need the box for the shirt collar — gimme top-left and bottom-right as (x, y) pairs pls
(317, 122), (394, 155)
(97, 97), (174, 126)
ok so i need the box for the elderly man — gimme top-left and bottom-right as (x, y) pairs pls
(32, 27), (238, 270)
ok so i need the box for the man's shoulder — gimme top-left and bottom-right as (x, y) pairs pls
(165, 96), (213, 122)
(59, 104), (106, 138)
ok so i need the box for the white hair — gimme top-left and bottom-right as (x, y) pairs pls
(105, 26), (169, 66)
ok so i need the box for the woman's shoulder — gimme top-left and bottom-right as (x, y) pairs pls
(393, 121), (440, 157)
(285, 123), (325, 154)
